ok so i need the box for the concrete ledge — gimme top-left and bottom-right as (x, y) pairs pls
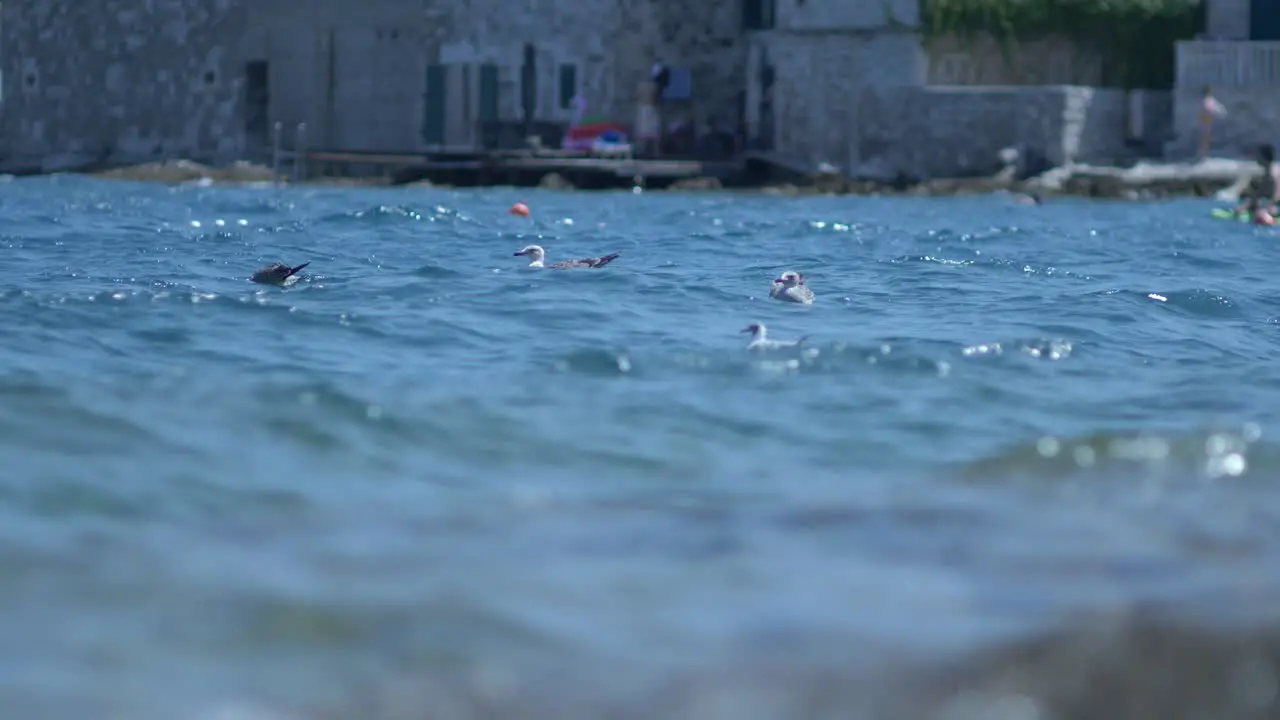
(749, 156), (1262, 200)
(40, 155), (1267, 202)
(1038, 159), (1261, 199)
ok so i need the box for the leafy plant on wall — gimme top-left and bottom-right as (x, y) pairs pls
(918, 0), (1205, 89)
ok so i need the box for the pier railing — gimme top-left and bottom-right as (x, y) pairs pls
(1176, 40), (1280, 86)
(270, 121), (309, 184)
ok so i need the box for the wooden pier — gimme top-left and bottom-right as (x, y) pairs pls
(268, 122), (745, 190)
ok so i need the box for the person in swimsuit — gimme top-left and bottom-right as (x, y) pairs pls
(1248, 197), (1276, 226)
(1197, 86), (1227, 162)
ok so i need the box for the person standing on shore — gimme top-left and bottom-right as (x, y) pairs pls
(649, 61), (671, 157)
(634, 80), (661, 159)
(1197, 86), (1227, 162)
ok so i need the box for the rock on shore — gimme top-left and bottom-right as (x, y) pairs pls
(80, 154), (1266, 201)
(1030, 158), (1259, 200)
(91, 159), (277, 185)
(756, 156), (1263, 200)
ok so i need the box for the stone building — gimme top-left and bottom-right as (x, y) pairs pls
(1172, 0), (1280, 158)
(922, 31), (1175, 164)
(0, 0), (1210, 178)
(741, 0), (925, 168)
(743, 0), (1133, 180)
(0, 0), (747, 172)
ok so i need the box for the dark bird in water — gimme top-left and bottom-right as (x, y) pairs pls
(250, 262), (310, 285)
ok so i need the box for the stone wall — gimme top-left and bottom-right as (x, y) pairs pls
(1206, 0), (1251, 39)
(0, 0), (251, 171)
(1168, 84), (1280, 159)
(242, 0), (434, 154)
(748, 21), (1128, 179)
(745, 30), (926, 164)
(926, 34), (1105, 87)
(850, 86), (1129, 180)
(1132, 90), (1176, 156)
(773, 0), (920, 31)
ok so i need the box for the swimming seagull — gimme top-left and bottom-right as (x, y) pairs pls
(769, 270), (815, 304)
(250, 262), (310, 285)
(742, 323), (810, 352)
(513, 244), (621, 269)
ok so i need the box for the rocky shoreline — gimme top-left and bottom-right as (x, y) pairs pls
(747, 155), (1260, 201)
(67, 157), (1262, 202)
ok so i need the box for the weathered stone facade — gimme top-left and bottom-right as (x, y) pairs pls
(1168, 0), (1280, 159)
(746, 31), (926, 167)
(854, 86), (1129, 180)
(0, 0), (1145, 177)
(1206, 0), (1251, 39)
(0, 0), (747, 169)
(1169, 84), (1280, 159)
(427, 0), (746, 148)
(745, 0), (1130, 178)
(0, 0), (251, 170)
(742, 0), (925, 163)
(1169, 36), (1280, 159)
(926, 34), (1105, 87)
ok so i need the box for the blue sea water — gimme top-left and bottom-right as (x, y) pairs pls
(2, 174), (1280, 718)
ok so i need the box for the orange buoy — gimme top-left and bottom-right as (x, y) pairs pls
(509, 202), (530, 217)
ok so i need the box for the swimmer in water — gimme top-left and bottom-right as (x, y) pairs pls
(1246, 196), (1277, 226)
(1235, 144), (1279, 220)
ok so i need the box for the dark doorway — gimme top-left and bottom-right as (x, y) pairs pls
(478, 63), (500, 149)
(520, 44), (537, 139)
(756, 52), (775, 152)
(1251, 0), (1280, 40)
(743, 0), (776, 30)
(422, 64), (447, 146)
(244, 61), (269, 158)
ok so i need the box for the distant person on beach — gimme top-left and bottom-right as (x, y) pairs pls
(1197, 86), (1227, 162)
(650, 61), (671, 154)
(651, 62), (671, 102)
(635, 80), (661, 158)
(570, 93), (588, 129)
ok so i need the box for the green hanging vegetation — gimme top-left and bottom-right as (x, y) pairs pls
(920, 0), (1206, 89)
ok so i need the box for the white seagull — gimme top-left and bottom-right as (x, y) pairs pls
(513, 244), (621, 269)
(770, 270), (815, 304)
(741, 322), (811, 352)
